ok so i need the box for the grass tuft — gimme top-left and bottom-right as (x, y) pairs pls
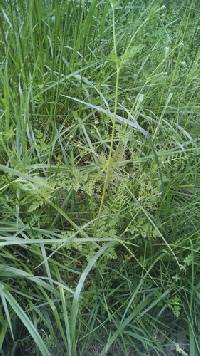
(0, 0), (200, 354)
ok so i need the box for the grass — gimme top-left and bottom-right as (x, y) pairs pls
(0, 0), (200, 354)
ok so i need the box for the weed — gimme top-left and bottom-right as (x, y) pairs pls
(0, 0), (200, 355)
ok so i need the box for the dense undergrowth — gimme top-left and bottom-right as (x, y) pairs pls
(0, 0), (200, 355)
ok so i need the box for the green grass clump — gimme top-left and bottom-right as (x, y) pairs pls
(0, 0), (200, 354)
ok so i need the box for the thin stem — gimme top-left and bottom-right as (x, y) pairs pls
(98, 2), (120, 215)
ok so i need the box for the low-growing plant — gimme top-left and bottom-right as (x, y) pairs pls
(0, 0), (200, 355)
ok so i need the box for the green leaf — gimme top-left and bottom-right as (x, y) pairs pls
(120, 45), (144, 66)
(0, 284), (50, 356)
